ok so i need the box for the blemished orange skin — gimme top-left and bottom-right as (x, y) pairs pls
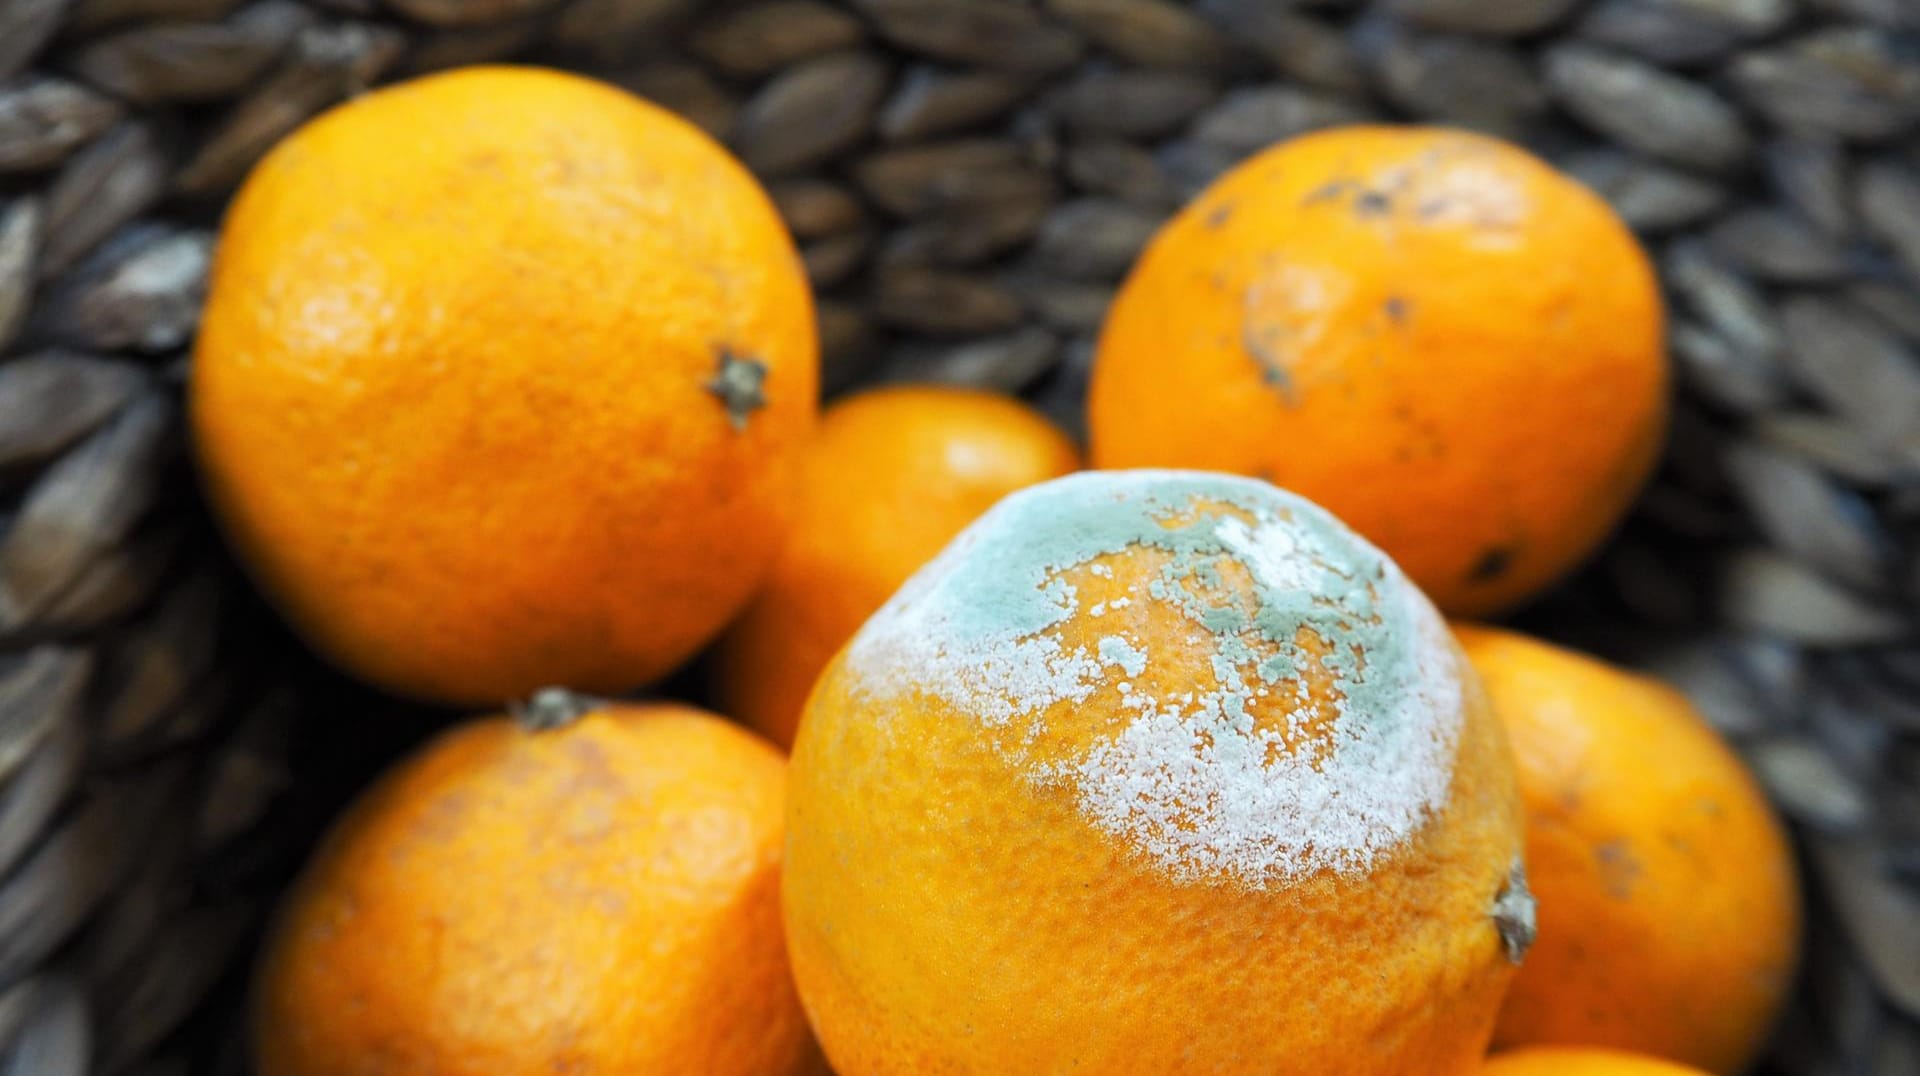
(192, 66), (817, 705)
(1089, 125), (1668, 616)
(786, 488), (1528, 1075)
(715, 385), (1079, 747)
(253, 702), (821, 1075)
(1483, 1047), (1714, 1076)
(1457, 626), (1801, 1075)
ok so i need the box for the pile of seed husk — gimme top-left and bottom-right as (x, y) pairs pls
(0, 0), (1915, 1071)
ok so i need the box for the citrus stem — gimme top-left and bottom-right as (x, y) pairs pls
(512, 687), (598, 732)
(1491, 858), (1538, 965)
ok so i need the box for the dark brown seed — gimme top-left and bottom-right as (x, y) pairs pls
(1363, 26), (1548, 139)
(401, 18), (544, 76)
(1639, 637), (1783, 735)
(26, 225), (211, 353)
(878, 66), (1032, 142)
(1564, 150), (1727, 231)
(0, 78), (123, 174)
(733, 51), (890, 176)
(769, 179), (863, 239)
(1545, 44), (1751, 172)
(1809, 0), (1916, 27)
(34, 522), (180, 635)
(0, 712), (83, 885)
(1030, 198), (1158, 280)
(1765, 139), (1852, 240)
(67, 0), (242, 36)
(39, 122), (169, 282)
(0, 976), (87, 1075)
(0, 352), (145, 476)
(1706, 207), (1853, 283)
(0, 647), (87, 794)
(1754, 738), (1870, 831)
(1189, 87), (1372, 155)
(1849, 281), (1920, 343)
(877, 195), (1053, 266)
(0, 199), (36, 354)
(1007, 272), (1115, 334)
(0, 0), (69, 80)
(1043, 0), (1242, 71)
(881, 326), (1059, 392)
(174, 23), (405, 195)
(1729, 28), (1920, 141)
(854, 140), (1047, 217)
(688, 0), (864, 77)
(1664, 241), (1785, 365)
(1721, 549), (1907, 646)
(97, 574), (221, 759)
(803, 230), (871, 288)
(1811, 837), (1920, 1017)
(1574, 0), (1793, 65)
(871, 268), (1023, 335)
(1048, 68), (1216, 139)
(614, 61), (737, 140)
(854, 0), (1084, 73)
(1780, 295), (1920, 445)
(545, 0), (696, 63)
(385, 0), (550, 27)
(1724, 439), (1888, 588)
(1155, 138), (1241, 198)
(0, 393), (173, 633)
(817, 300), (880, 395)
(1857, 161), (1920, 284)
(1670, 320), (1788, 413)
(66, 2), (310, 103)
(1063, 138), (1179, 209)
(1195, 2), (1367, 93)
(1756, 412), (1908, 486)
(95, 909), (249, 1072)
(1382, 0), (1581, 36)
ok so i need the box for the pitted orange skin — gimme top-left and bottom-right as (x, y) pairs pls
(193, 66), (817, 705)
(254, 702), (820, 1075)
(1459, 626), (1800, 1075)
(1089, 125), (1667, 615)
(716, 385), (1078, 747)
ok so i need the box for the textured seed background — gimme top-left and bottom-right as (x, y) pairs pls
(0, 0), (1915, 1072)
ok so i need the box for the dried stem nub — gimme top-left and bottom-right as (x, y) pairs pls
(512, 687), (598, 732)
(1492, 858), (1538, 966)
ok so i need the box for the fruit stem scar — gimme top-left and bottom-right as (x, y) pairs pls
(512, 687), (599, 732)
(1492, 858), (1538, 965)
(705, 348), (769, 431)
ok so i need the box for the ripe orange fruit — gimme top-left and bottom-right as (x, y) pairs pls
(193, 66), (817, 705)
(254, 696), (818, 1075)
(1088, 125), (1667, 616)
(715, 385), (1079, 747)
(1483, 1047), (1714, 1076)
(784, 470), (1534, 1075)
(1457, 625), (1800, 1075)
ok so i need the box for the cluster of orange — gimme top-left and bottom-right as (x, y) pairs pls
(195, 68), (1800, 1076)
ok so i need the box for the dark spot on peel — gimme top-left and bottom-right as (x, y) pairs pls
(1383, 296), (1410, 325)
(1204, 201), (1235, 229)
(1355, 190), (1393, 216)
(1468, 545), (1516, 583)
(1242, 324), (1298, 406)
(1302, 179), (1352, 206)
(1595, 839), (1643, 900)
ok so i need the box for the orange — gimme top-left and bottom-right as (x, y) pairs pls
(1088, 125), (1667, 616)
(193, 66), (817, 705)
(1483, 1047), (1714, 1076)
(715, 385), (1079, 747)
(1457, 625), (1800, 1075)
(253, 695), (818, 1075)
(784, 470), (1533, 1075)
